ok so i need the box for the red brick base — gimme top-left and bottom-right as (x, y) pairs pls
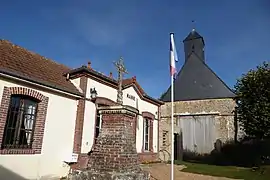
(70, 153), (89, 170)
(138, 152), (159, 163)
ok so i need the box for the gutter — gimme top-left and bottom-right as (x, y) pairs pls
(0, 72), (83, 99)
(143, 94), (164, 105)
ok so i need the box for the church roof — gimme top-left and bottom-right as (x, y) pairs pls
(183, 29), (204, 42)
(161, 34), (235, 102)
(0, 39), (83, 96)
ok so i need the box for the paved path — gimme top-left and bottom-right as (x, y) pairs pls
(142, 163), (239, 180)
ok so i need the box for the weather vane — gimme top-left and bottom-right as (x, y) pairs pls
(192, 20), (196, 31)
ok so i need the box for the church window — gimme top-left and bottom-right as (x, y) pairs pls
(143, 118), (150, 151)
(2, 95), (38, 149)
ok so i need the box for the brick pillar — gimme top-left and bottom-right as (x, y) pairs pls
(69, 105), (150, 180)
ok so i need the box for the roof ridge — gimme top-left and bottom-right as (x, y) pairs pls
(198, 56), (235, 95)
(161, 52), (235, 102)
(0, 39), (72, 70)
(188, 53), (235, 96)
(186, 52), (234, 94)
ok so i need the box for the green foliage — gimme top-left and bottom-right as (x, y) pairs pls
(234, 61), (270, 139)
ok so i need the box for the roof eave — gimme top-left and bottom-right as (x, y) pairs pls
(162, 95), (236, 102)
(0, 68), (83, 97)
(143, 93), (164, 105)
(66, 66), (118, 84)
(67, 68), (164, 105)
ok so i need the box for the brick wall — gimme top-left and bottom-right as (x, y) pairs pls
(87, 106), (141, 172)
(73, 77), (87, 154)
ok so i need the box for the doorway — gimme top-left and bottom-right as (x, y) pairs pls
(174, 132), (183, 161)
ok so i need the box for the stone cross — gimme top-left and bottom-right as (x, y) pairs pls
(114, 56), (127, 104)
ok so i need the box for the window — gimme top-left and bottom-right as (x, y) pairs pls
(143, 118), (150, 151)
(2, 95), (38, 149)
(94, 104), (109, 143)
(94, 112), (102, 142)
(162, 130), (169, 147)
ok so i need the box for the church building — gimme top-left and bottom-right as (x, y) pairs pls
(159, 29), (236, 161)
(0, 40), (163, 179)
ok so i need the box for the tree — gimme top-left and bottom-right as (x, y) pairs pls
(234, 61), (270, 139)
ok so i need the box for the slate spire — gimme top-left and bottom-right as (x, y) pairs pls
(183, 28), (205, 62)
(161, 29), (235, 102)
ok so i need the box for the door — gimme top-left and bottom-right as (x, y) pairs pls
(180, 115), (216, 154)
(174, 133), (183, 160)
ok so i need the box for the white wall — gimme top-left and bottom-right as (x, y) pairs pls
(86, 78), (117, 101)
(0, 78), (78, 179)
(123, 86), (159, 153)
(81, 78), (118, 154)
(81, 101), (96, 154)
(81, 79), (160, 155)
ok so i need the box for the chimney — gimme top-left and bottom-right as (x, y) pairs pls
(66, 73), (70, 80)
(132, 76), (136, 82)
(87, 61), (91, 69)
(109, 72), (113, 78)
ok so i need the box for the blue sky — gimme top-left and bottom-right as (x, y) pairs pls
(1, 0), (270, 98)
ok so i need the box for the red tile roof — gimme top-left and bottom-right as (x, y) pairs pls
(0, 40), (82, 96)
(0, 39), (163, 105)
(67, 67), (163, 105)
(122, 76), (145, 94)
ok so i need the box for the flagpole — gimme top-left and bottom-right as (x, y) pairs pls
(170, 72), (174, 180)
(170, 32), (177, 180)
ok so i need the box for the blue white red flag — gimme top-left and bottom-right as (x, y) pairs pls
(170, 33), (178, 77)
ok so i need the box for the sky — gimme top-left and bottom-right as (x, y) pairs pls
(1, 0), (270, 98)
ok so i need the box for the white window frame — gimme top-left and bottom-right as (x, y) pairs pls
(143, 118), (150, 151)
(95, 113), (102, 140)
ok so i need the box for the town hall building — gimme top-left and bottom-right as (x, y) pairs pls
(0, 40), (163, 179)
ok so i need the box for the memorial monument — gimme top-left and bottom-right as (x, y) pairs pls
(69, 57), (150, 180)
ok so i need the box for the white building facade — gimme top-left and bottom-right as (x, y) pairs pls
(0, 40), (163, 179)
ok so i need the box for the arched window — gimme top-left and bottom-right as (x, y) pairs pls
(2, 95), (38, 149)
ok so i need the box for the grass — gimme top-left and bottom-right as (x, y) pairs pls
(174, 160), (270, 180)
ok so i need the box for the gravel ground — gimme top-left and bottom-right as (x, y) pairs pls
(141, 163), (240, 180)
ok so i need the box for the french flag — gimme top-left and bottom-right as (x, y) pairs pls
(169, 32), (178, 180)
(170, 33), (178, 77)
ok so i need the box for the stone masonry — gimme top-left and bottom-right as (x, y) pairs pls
(69, 105), (149, 180)
(159, 98), (237, 162)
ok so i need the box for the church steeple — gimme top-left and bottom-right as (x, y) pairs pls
(183, 29), (205, 62)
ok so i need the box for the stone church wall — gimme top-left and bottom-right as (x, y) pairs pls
(159, 98), (236, 162)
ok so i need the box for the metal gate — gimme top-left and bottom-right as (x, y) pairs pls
(180, 115), (216, 154)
